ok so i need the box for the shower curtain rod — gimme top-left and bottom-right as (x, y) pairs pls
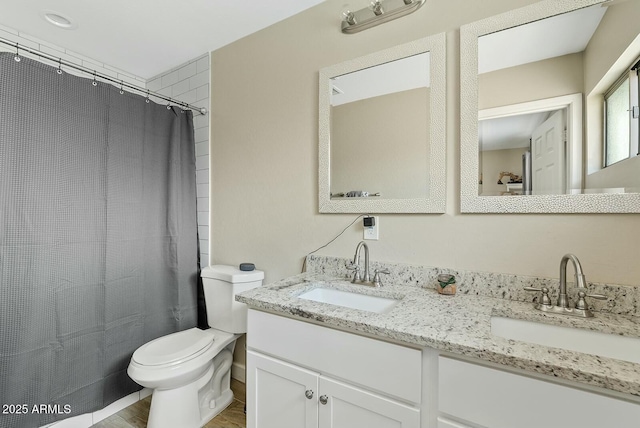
(0, 37), (207, 115)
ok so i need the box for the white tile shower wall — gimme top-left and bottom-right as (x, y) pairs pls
(146, 54), (211, 267)
(0, 24), (147, 86)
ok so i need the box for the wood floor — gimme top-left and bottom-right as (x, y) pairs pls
(92, 379), (246, 428)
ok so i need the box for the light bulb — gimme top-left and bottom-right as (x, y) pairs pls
(369, 0), (384, 16)
(342, 10), (357, 25)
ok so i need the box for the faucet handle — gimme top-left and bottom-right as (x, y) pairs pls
(524, 286), (552, 306)
(372, 268), (390, 287)
(575, 290), (607, 310)
(346, 262), (362, 282)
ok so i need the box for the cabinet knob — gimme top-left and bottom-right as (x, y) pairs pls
(305, 390), (314, 399)
(319, 395), (328, 405)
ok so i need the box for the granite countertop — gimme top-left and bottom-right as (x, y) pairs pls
(236, 272), (640, 399)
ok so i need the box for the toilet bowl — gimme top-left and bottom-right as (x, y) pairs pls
(127, 265), (264, 428)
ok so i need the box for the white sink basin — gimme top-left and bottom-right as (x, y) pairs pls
(491, 316), (640, 364)
(298, 287), (400, 314)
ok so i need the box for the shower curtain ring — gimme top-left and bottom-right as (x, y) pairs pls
(119, 80), (124, 95)
(167, 99), (172, 110)
(14, 43), (21, 62)
(57, 59), (63, 75)
(92, 71), (97, 86)
(145, 90), (150, 104)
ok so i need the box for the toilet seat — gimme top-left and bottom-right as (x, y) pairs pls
(132, 328), (215, 367)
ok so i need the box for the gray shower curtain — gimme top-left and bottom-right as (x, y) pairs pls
(0, 53), (199, 428)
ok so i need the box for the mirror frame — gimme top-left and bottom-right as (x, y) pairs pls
(460, 0), (640, 213)
(319, 33), (446, 213)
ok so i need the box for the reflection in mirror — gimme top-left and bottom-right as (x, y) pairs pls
(330, 52), (430, 200)
(319, 34), (446, 213)
(478, 94), (582, 196)
(460, 0), (640, 212)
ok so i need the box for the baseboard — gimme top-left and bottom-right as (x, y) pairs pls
(92, 391), (140, 424)
(41, 389), (149, 428)
(231, 361), (246, 383)
(139, 387), (152, 399)
(40, 413), (93, 428)
(43, 363), (236, 427)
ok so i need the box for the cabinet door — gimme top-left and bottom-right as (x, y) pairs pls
(247, 351), (318, 428)
(318, 377), (420, 428)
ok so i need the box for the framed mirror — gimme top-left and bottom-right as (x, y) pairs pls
(460, 0), (640, 213)
(319, 33), (446, 213)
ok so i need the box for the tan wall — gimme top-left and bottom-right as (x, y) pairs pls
(209, 0), (640, 294)
(480, 148), (528, 196)
(586, 156), (640, 190)
(478, 53), (584, 110)
(584, 1), (640, 95)
(331, 88), (430, 199)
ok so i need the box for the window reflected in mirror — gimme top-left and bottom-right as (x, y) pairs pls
(604, 63), (640, 167)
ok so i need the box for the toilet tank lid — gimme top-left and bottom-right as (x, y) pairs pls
(201, 264), (264, 283)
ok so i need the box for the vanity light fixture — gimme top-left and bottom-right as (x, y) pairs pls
(341, 0), (426, 34)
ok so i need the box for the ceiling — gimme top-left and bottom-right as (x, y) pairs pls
(479, 111), (551, 151)
(478, 4), (606, 74)
(330, 52), (431, 106)
(0, 0), (325, 79)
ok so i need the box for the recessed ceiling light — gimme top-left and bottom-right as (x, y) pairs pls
(40, 10), (77, 30)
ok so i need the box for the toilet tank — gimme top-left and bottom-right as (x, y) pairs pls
(201, 265), (264, 334)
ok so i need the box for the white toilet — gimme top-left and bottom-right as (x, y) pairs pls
(127, 265), (264, 428)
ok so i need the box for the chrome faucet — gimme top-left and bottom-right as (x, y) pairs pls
(349, 241), (371, 283)
(524, 253), (606, 318)
(557, 253), (587, 308)
(346, 241), (390, 287)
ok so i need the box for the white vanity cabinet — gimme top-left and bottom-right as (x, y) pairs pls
(245, 309), (640, 428)
(438, 356), (640, 428)
(246, 309), (422, 428)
